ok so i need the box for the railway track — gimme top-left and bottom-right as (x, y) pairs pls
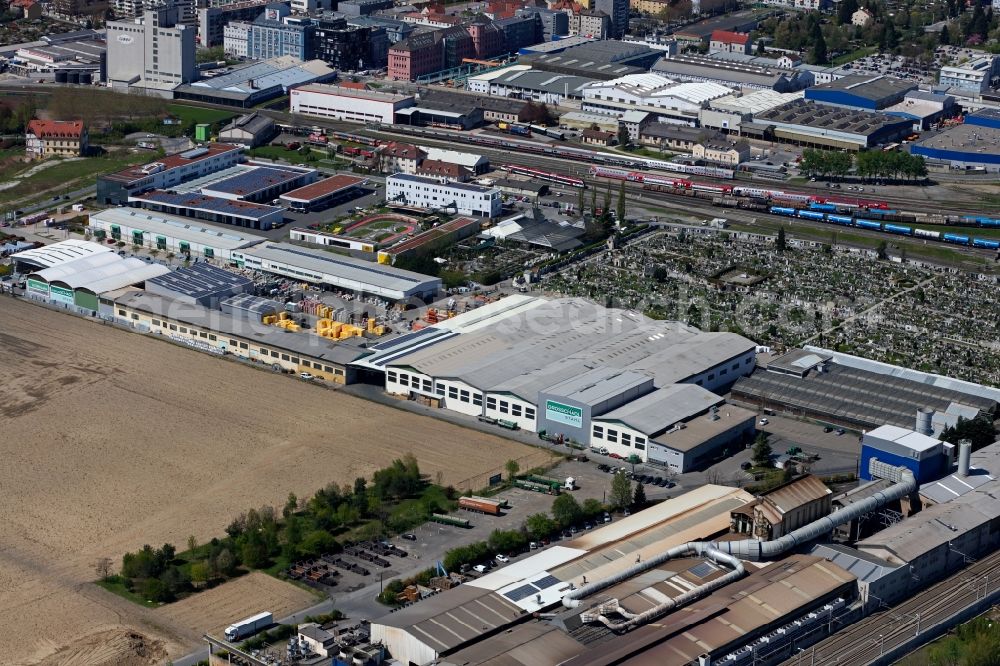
(779, 547), (1000, 666)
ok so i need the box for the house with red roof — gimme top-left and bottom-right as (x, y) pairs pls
(709, 30), (752, 55)
(11, 0), (42, 20)
(25, 119), (88, 159)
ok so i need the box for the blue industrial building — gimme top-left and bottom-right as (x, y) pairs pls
(911, 121), (1000, 170)
(860, 424), (947, 484)
(964, 108), (1000, 130)
(805, 74), (917, 111)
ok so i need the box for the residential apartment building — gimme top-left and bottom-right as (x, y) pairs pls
(378, 142), (425, 174)
(197, 0), (277, 48)
(106, 5), (197, 92)
(574, 9), (610, 39)
(594, 0), (627, 39)
(224, 21), (252, 58)
(516, 7), (569, 41)
(25, 119), (88, 158)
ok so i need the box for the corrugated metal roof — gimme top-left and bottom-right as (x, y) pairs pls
(759, 475), (831, 515)
(12, 239), (113, 269)
(595, 384), (723, 436)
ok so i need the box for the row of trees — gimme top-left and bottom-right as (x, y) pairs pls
(799, 148), (928, 182)
(111, 456), (450, 603)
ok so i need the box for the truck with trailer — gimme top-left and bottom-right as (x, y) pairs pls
(224, 611), (273, 642)
(459, 496), (502, 515)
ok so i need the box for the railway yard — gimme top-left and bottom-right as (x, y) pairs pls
(541, 228), (1000, 387)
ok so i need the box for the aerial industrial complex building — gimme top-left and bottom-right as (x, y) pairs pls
(359, 295), (758, 466)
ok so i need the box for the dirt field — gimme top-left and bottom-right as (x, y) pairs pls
(0, 298), (545, 665)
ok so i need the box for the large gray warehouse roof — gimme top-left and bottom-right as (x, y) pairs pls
(595, 384), (724, 436)
(240, 242), (441, 299)
(755, 99), (903, 134)
(389, 298), (754, 393)
(147, 263), (254, 301)
(732, 363), (996, 430)
(807, 74), (916, 102)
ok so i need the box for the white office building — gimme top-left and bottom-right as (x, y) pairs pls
(223, 21), (252, 59)
(386, 174), (502, 218)
(106, 5), (197, 92)
(939, 56), (999, 94)
(290, 83), (415, 124)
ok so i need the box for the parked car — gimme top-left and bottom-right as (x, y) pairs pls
(597, 464), (611, 472)
(740, 461), (752, 471)
(602, 513), (612, 523)
(836, 428), (846, 436)
(299, 372), (315, 381)
(401, 533), (417, 541)
(823, 426), (832, 433)
(496, 554), (510, 563)
(584, 522), (593, 530)
(759, 418), (769, 426)
(473, 564), (488, 573)
(609, 452), (622, 460)
(529, 541), (539, 550)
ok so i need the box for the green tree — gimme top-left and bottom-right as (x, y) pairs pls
(581, 498), (605, 519)
(551, 493), (583, 527)
(590, 183), (597, 213)
(239, 530), (269, 569)
(617, 123), (631, 148)
(939, 23), (951, 45)
(142, 578), (169, 603)
(776, 226), (787, 252)
(616, 180), (626, 222)
(653, 266), (668, 283)
(216, 548), (236, 576)
(808, 24), (829, 64)
(837, 0), (858, 24)
(633, 482), (647, 508)
(505, 458), (520, 483)
(939, 415), (998, 450)
(283, 492), (298, 519)
(299, 530), (337, 558)
(752, 433), (774, 468)
(876, 240), (889, 260)
(610, 472), (633, 510)
(577, 182), (586, 216)
(190, 561), (210, 585)
(525, 513), (557, 540)
(488, 529), (527, 554)
(881, 21), (899, 50)
(602, 182), (612, 217)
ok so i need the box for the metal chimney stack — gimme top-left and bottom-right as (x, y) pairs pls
(915, 408), (933, 436)
(958, 439), (972, 477)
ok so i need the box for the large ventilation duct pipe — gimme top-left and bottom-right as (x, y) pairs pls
(563, 465), (916, 631)
(710, 468), (916, 560)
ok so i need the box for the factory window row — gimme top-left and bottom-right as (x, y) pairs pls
(592, 424), (645, 449)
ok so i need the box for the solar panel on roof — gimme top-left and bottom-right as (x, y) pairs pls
(531, 574), (561, 590)
(504, 584), (539, 602)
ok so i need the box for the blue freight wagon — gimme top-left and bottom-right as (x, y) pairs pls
(972, 238), (1000, 249)
(884, 224), (912, 235)
(797, 210), (825, 220)
(943, 233), (970, 244)
(855, 219), (882, 230)
(770, 206), (796, 216)
(828, 214), (853, 225)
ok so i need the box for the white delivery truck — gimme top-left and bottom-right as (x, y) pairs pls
(225, 611), (273, 642)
